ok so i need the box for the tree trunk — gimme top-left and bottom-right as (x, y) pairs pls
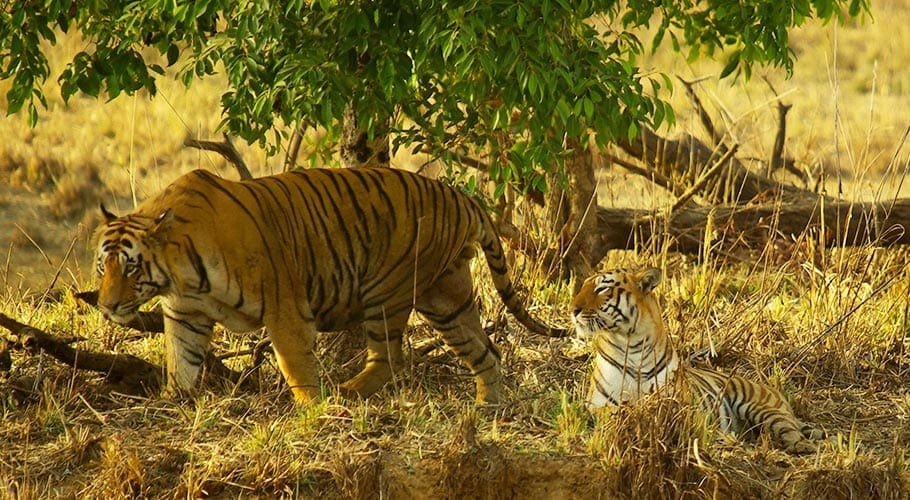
(339, 103), (390, 168)
(545, 140), (599, 285)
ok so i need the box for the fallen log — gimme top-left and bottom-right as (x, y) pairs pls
(0, 309), (256, 395)
(0, 312), (162, 391)
(589, 197), (910, 261)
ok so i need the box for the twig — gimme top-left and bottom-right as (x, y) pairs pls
(42, 230), (79, 302)
(602, 154), (683, 197)
(13, 224), (53, 267)
(284, 121), (308, 172)
(678, 76), (723, 146)
(668, 144), (739, 215)
(184, 133), (253, 180)
(785, 274), (900, 376)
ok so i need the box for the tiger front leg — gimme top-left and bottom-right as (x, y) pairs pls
(267, 317), (322, 404)
(163, 313), (215, 397)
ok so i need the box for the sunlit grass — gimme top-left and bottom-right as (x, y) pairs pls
(2, 3), (910, 498)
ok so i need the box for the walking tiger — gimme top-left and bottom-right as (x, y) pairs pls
(95, 168), (567, 405)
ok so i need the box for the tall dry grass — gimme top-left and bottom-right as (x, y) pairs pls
(2, 2), (910, 498)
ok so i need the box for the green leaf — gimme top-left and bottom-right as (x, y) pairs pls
(27, 102), (38, 127)
(77, 73), (102, 97)
(167, 44), (180, 66)
(719, 51), (741, 79)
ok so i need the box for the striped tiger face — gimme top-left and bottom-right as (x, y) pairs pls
(95, 206), (169, 324)
(571, 268), (662, 340)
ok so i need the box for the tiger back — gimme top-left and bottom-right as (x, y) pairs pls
(95, 168), (567, 405)
(571, 267), (823, 453)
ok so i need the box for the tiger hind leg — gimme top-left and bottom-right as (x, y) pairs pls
(417, 264), (502, 405)
(766, 410), (821, 454)
(732, 380), (822, 454)
(338, 311), (408, 400)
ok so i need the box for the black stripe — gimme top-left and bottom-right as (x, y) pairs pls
(592, 374), (619, 405)
(164, 313), (211, 336)
(469, 348), (490, 368)
(193, 173), (282, 282)
(419, 296), (475, 326)
(366, 330), (402, 342)
(182, 236), (210, 293)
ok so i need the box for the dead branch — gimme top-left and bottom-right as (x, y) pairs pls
(0, 311), (162, 391)
(0, 308), (257, 394)
(617, 127), (819, 204)
(679, 76), (724, 146)
(75, 290), (164, 333)
(668, 145), (739, 215)
(770, 102), (791, 173)
(602, 154), (683, 197)
(587, 197), (910, 262)
(184, 133), (253, 180)
(769, 102), (809, 183)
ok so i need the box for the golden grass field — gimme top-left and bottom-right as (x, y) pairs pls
(2, 2), (910, 498)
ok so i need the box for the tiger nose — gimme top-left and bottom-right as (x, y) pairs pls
(98, 300), (119, 317)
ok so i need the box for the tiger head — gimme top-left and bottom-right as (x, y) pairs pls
(94, 205), (171, 324)
(571, 267), (663, 341)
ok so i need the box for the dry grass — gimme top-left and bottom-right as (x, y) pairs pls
(3, 3), (910, 499)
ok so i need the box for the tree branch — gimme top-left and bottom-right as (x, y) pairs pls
(668, 145), (739, 215)
(284, 121), (308, 172)
(617, 127), (819, 204)
(602, 154), (683, 197)
(678, 76), (724, 147)
(184, 133), (253, 180)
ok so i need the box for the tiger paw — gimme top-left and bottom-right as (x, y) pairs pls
(288, 384), (322, 405)
(804, 427), (826, 440)
(786, 439), (818, 455)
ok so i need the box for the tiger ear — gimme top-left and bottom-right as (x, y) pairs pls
(638, 268), (662, 294)
(100, 204), (118, 223)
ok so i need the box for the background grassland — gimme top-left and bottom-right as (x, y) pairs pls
(2, 2), (910, 498)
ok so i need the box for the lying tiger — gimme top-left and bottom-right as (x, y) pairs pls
(571, 267), (823, 453)
(95, 168), (566, 405)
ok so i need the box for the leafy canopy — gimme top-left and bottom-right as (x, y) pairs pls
(0, 0), (867, 188)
